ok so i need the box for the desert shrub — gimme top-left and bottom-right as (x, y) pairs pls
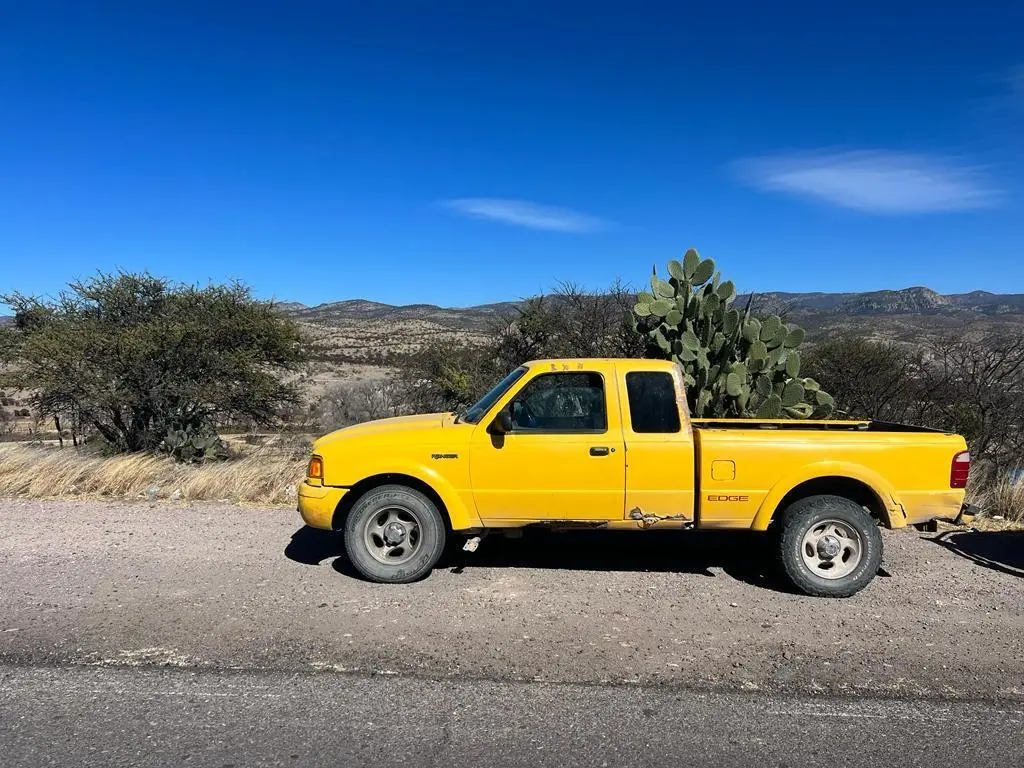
(400, 342), (495, 414)
(915, 334), (1024, 479)
(490, 280), (643, 372)
(0, 272), (307, 453)
(394, 280), (644, 416)
(803, 336), (922, 422)
(316, 379), (408, 430)
(804, 331), (1024, 480)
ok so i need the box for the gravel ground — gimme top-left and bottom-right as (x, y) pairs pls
(0, 498), (1021, 699)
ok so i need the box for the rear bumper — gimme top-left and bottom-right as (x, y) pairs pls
(297, 482), (348, 530)
(915, 502), (980, 532)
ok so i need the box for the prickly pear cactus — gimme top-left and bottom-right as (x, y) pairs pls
(160, 424), (227, 462)
(633, 249), (834, 419)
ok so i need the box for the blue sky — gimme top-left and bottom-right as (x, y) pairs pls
(1, 1), (1022, 307)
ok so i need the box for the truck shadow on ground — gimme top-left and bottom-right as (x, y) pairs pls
(285, 526), (793, 592)
(930, 529), (1024, 579)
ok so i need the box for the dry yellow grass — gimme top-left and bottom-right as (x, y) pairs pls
(971, 473), (1024, 524)
(0, 443), (306, 506)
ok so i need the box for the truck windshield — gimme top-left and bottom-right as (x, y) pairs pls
(460, 367), (528, 424)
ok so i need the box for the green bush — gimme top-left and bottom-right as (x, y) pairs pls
(1, 272), (307, 454)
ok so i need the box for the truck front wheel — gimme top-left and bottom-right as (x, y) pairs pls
(777, 494), (882, 598)
(343, 484), (447, 583)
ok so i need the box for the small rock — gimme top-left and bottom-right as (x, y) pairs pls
(729, 602), (739, 608)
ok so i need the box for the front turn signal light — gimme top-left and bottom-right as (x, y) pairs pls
(307, 455), (324, 484)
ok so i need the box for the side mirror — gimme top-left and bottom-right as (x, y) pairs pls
(488, 407), (513, 435)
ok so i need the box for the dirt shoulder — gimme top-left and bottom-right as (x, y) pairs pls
(1, 499), (1021, 699)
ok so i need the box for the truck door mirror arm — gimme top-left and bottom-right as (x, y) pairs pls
(488, 407), (513, 435)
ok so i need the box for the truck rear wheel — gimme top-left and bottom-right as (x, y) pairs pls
(343, 484), (447, 583)
(777, 494), (882, 598)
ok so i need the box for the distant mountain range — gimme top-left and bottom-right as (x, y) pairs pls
(282, 287), (1024, 328)
(283, 298), (515, 333)
(742, 287), (1024, 317)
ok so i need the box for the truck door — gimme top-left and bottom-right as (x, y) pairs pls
(619, 367), (696, 521)
(469, 367), (626, 521)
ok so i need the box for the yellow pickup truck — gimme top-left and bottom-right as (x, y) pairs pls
(298, 358), (971, 597)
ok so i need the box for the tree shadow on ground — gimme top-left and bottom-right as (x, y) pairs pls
(285, 525), (794, 592)
(930, 529), (1024, 579)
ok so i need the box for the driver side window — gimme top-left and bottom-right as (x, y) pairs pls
(508, 372), (606, 433)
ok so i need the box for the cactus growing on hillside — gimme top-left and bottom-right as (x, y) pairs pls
(633, 249), (834, 419)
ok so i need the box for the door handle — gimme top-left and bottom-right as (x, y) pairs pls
(589, 446), (612, 456)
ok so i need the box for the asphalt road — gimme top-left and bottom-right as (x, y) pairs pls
(1, 499), (1022, 766)
(2, 664), (1022, 768)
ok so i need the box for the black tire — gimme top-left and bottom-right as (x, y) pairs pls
(777, 494), (883, 598)
(343, 484), (447, 583)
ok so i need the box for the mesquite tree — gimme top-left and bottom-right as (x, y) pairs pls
(1, 272), (306, 452)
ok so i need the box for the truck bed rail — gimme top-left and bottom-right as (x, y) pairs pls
(691, 419), (948, 433)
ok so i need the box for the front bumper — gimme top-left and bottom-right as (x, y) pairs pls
(297, 482), (348, 530)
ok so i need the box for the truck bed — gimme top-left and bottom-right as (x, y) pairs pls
(693, 421), (965, 529)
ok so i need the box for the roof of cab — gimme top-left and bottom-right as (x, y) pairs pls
(524, 358), (679, 373)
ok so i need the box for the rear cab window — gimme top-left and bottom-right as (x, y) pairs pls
(625, 371), (681, 433)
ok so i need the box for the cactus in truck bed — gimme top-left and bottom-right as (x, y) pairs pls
(632, 249), (833, 419)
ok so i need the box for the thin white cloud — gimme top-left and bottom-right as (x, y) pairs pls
(732, 150), (999, 214)
(1000, 64), (1024, 102)
(973, 64), (1024, 121)
(441, 198), (606, 232)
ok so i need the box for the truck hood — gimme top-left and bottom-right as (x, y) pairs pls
(312, 412), (457, 451)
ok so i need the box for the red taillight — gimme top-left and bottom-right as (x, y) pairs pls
(950, 450), (970, 488)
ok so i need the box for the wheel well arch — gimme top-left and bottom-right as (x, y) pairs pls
(771, 476), (889, 527)
(331, 473), (452, 531)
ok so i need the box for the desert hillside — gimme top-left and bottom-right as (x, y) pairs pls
(286, 287), (1024, 366)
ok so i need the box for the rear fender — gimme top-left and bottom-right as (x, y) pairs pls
(750, 461), (905, 531)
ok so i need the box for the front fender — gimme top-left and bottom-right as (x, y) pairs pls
(750, 460), (905, 531)
(342, 458), (481, 531)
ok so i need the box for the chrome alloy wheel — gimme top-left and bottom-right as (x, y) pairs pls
(799, 519), (863, 580)
(363, 505), (423, 565)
